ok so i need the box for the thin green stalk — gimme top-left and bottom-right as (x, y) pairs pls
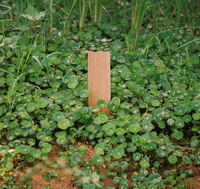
(151, 3), (156, 33)
(185, 47), (189, 62)
(17, 51), (28, 77)
(184, 0), (190, 26)
(24, 35), (38, 66)
(62, 0), (78, 37)
(123, 0), (127, 18)
(131, 0), (139, 29)
(175, 0), (182, 42)
(43, 5), (46, 52)
(8, 73), (25, 112)
(113, 0), (116, 20)
(143, 36), (161, 55)
(79, 0), (88, 30)
(0, 69), (14, 75)
(45, 57), (50, 83)
(126, 35), (129, 53)
(65, 18), (72, 37)
(134, 32), (138, 50)
(49, 0), (53, 40)
(93, 0), (102, 23)
(0, 15), (5, 38)
(94, 0), (98, 22)
(9, 6), (13, 22)
(191, 0), (194, 34)
(131, 0), (148, 50)
(16, 0), (20, 22)
(162, 37), (171, 57)
(17, 35), (39, 76)
(90, 0), (102, 23)
(98, 0), (102, 22)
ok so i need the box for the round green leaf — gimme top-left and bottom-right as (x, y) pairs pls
(182, 155), (192, 165)
(151, 100), (160, 107)
(37, 98), (48, 108)
(58, 118), (70, 130)
(174, 105), (186, 115)
(0, 146), (9, 154)
(154, 59), (164, 66)
(112, 147), (124, 159)
(79, 90), (89, 98)
(139, 161), (150, 168)
(192, 113), (200, 120)
(168, 154), (177, 164)
(129, 123), (140, 133)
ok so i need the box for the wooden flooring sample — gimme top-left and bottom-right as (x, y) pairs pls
(88, 52), (110, 115)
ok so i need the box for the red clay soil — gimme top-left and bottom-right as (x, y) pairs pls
(0, 141), (200, 189)
(181, 165), (200, 189)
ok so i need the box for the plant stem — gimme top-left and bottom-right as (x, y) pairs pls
(63, 0), (78, 37)
(49, 0), (53, 40)
(151, 2), (156, 33)
(113, 0), (116, 20)
(1, 15), (5, 38)
(123, 0), (127, 19)
(175, 0), (182, 42)
(79, 0), (88, 30)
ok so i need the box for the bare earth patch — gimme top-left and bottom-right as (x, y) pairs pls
(1, 141), (200, 189)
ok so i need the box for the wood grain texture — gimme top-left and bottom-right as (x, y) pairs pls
(88, 52), (110, 115)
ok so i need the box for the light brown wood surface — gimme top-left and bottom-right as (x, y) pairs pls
(88, 52), (110, 115)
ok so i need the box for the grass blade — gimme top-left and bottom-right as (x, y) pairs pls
(123, 0), (127, 18)
(126, 35), (129, 53)
(79, 0), (88, 30)
(62, 0), (78, 37)
(49, 0), (53, 40)
(175, 0), (182, 42)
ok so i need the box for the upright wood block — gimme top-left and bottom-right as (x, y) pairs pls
(88, 52), (110, 115)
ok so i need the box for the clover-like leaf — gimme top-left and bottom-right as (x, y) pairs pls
(68, 79), (78, 88)
(58, 118), (70, 130)
(92, 155), (104, 165)
(168, 154), (177, 164)
(70, 152), (82, 164)
(129, 123), (140, 133)
(37, 98), (48, 108)
(42, 143), (52, 153)
(0, 146), (9, 154)
(151, 100), (160, 106)
(174, 105), (186, 116)
(139, 161), (150, 168)
(97, 99), (107, 108)
(147, 173), (162, 184)
(133, 152), (141, 161)
(111, 97), (120, 105)
(182, 155), (192, 165)
(53, 111), (64, 122)
(190, 136), (198, 147)
(154, 59), (164, 66)
(192, 113), (200, 120)
(79, 89), (89, 98)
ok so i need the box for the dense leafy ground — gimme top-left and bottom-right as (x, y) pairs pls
(0, 1), (200, 189)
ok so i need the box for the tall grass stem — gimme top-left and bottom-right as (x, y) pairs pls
(175, 0), (182, 42)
